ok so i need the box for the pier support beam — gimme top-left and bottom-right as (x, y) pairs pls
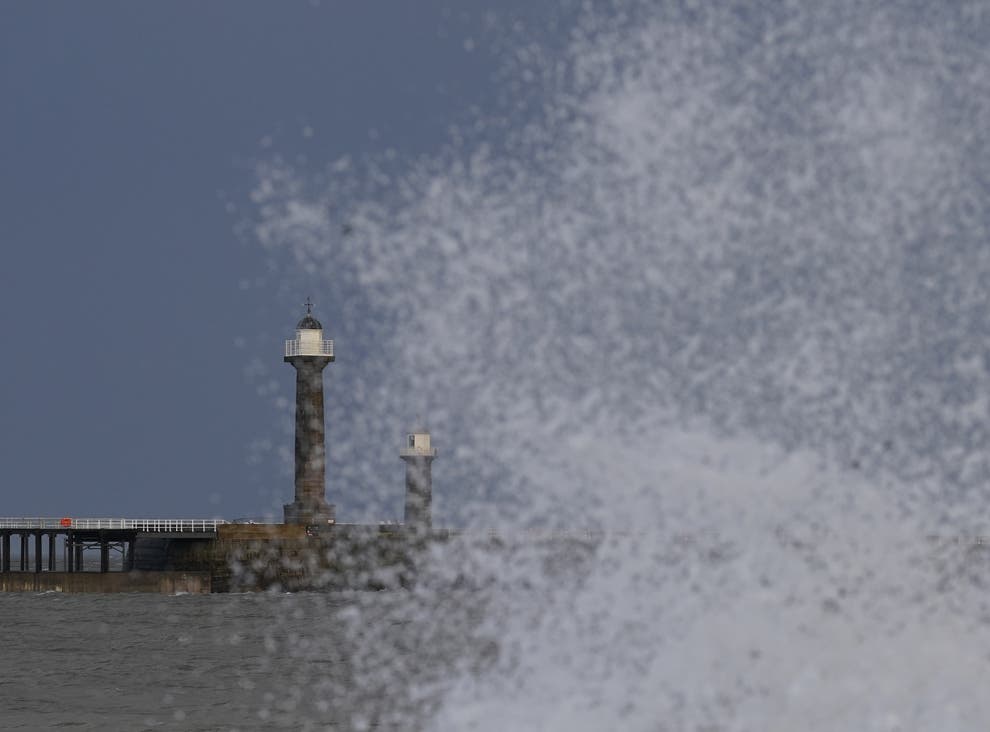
(75, 542), (84, 572)
(34, 533), (42, 574)
(1, 533), (8, 572)
(20, 534), (28, 572)
(48, 534), (56, 572)
(99, 533), (109, 573)
(124, 540), (135, 572)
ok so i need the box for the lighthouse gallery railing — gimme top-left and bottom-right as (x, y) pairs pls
(284, 340), (334, 357)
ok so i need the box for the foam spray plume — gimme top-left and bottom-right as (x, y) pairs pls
(250, 2), (990, 729)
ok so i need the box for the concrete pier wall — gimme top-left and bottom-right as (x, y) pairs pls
(203, 524), (417, 592)
(0, 571), (211, 594)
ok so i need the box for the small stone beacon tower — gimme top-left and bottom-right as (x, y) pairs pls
(400, 427), (437, 532)
(283, 299), (335, 525)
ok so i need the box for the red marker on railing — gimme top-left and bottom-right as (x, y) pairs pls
(60, 517), (72, 528)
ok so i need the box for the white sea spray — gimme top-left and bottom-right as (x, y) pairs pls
(250, 1), (990, 728)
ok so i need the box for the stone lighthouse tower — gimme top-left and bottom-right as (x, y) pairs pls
(283, 300), (335, 525)
(400, 427), (437, 532)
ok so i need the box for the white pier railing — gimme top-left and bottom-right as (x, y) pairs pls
(0, 518), (227, 532)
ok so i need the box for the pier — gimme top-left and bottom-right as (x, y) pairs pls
(0, 518), (225, 574)
(0, 517), (429, 593)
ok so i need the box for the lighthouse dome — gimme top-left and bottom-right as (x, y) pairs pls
(296, 314), (323, 330)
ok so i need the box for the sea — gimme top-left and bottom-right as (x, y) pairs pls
(0, 590), (424, 731)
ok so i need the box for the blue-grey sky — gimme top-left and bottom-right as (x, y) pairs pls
(0, 1), (549, 519)
(4, 1), (989, 529)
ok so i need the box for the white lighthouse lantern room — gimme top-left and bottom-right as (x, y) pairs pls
(285, 298), (334, 358)
(400, 430), (437, 458)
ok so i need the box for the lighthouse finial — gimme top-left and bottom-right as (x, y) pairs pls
(304, 297), (314, 315)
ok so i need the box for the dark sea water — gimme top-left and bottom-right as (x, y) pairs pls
(0, 591), (412, 731)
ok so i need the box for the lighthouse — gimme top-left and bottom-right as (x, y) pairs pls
(400, 427), (437, 532)
(283, 299), (335, 525)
